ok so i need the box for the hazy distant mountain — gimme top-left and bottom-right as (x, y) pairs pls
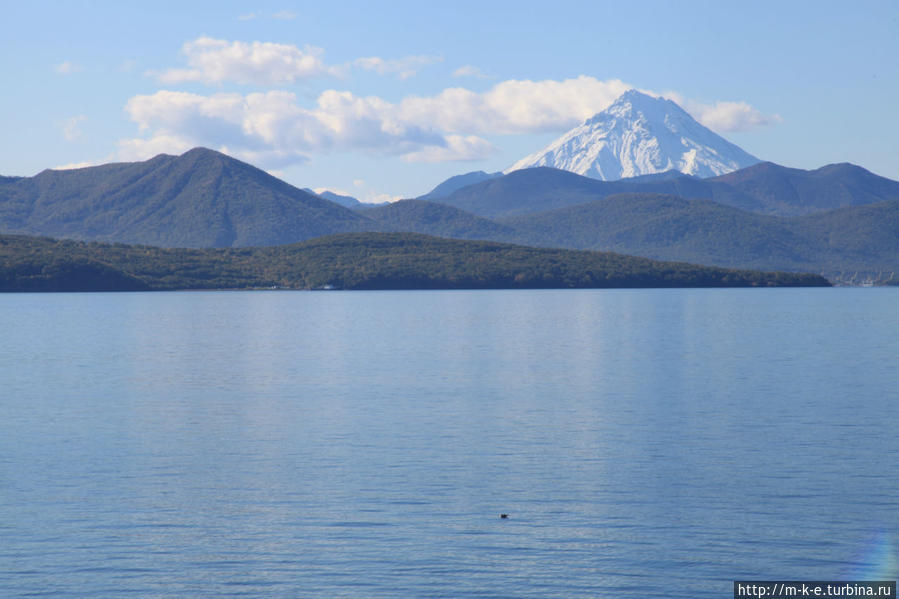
(432, 167), (763, 218)
(501, 194), (807, 267)
(432, 167), (608, 218)
(435, 160), (899, 218)
(709, 161), (899, 216)
(0, 148), (370, 247)
(303, 188), (362, 208)
(362, 200), (517, 241)
(506, 89), (760, 180)
(498, 194), (899, 280)
(3, 148), (896, 283)
(417, 170), (502, 201)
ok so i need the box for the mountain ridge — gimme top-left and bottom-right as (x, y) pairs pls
(0, 232), (830, 292)
(496, 194), (899, 281)
(2, 147), (897, 284)
(302, 188), (363, 208)
(362, 199), (518, 240)
(0, 147), (371, 247)
(417, 170), (503, 201)
(436, 160), (899, 218)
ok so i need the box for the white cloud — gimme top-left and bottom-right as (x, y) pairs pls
(452, 65), (488, 79)
(154, 37), (337, 85)
(54, 61), (81, 75)
(397, 76), (633, 134)
(117, 76), (775, 168)
(313, 186), (400, 204)
(693, 100), (781, 132)
(151, 39), (441, 86)
(223, 146), (313, 169)
(119, 89), (492, 167)
(237, 11), (296, 22)
(147, 39), (777, 136)
(354, 55), (442, 79)
(401, 80), (774, 136)
(116, 133), (195, 162)
(63, 115), (87, 141)
(353, 179), (365, 188)
(662, 92), (781, 132)
(313, 186), (353, 196)
(401, 135), (495, 163)
(272, 10), (298, 20)
(364, 192), (402, 204)
(53, 161), (99, 170)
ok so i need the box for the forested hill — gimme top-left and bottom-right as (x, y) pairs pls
(498, 194), (899, 280)
(0, 232), (829, 292)
(0, 147), (369, 247)
(433, 162), (899, 218)
(2, 149), (892, 285)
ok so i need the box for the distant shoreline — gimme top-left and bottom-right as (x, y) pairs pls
(1, 232), (831, 292)
(3, 286), (853, 294)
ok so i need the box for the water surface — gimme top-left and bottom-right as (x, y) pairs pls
(1, 289), (897, 597)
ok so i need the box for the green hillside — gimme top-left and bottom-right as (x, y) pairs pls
(435, 162), (899, 219)
(499, 194), (899, 281)
(362, 199), (518, 240)
(0, 232), (829, 292)
(2, 149), (896, 284)
(711, 162), (899, 216)
(502, 194), (810, 267)
(0, 148), (370, 247)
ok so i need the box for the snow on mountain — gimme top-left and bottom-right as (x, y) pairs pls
(506, 89), (760, 180)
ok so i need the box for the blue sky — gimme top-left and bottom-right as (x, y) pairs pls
(2, 0), (897, 201)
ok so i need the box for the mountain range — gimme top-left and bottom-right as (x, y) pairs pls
(433, 161), (899, 218)
(3, 84), (899, 285)
(2, 147), (896, 283)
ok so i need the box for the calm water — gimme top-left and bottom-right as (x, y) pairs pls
(1, 289), (897, 598)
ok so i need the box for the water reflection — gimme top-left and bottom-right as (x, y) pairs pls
(1, 289), (897, 598)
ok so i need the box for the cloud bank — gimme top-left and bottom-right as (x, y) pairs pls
(663, 92), (781, 132)
(63, 115), (87, 141)
(155, 38), (338, 85)
(452, 65), (488, 79)
(354, 55), (442, 80)
(120, 76), (638, 166)
(120, 89), (495, 165)
(125, 51), (780, 168)
(692, 100), (781, 132)
(153, 38), (444, 86)
(54, 61), (81, 75)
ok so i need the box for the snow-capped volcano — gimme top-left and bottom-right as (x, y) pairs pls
(506, 89), (760, 180)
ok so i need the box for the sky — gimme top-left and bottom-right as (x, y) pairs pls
(2, 0), (897, 202)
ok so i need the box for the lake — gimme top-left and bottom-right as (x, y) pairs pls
(1, 288), (897, 597)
